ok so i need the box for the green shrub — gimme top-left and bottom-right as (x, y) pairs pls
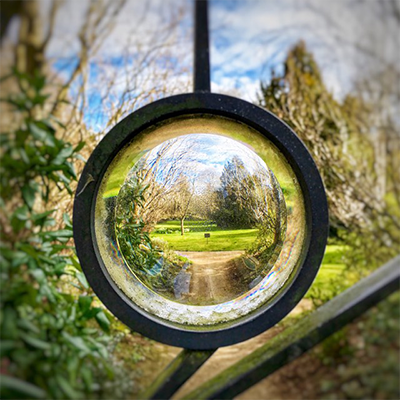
(0, 70), (131, 399)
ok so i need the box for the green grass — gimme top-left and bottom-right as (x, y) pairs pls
(153, 221), (350, 303)
(151, 220), (257, 251)
(305, 245), (348, 301)
(319, 245), (347, 274)
(316, 245), (347, 283)
(152, 220), (349, 300)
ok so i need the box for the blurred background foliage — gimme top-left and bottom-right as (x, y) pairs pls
(0, 70), (143, 399)
(0, 0), (399, 399)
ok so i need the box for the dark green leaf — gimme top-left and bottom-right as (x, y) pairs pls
(81, 366), (93, 392)
(63, 213), (72, 229)
(95, 311), (111, 332)
(78, 296), (93, 313)
(62, 332), (91, 353)
(0, 374), (46, 399)
(21, 334), (51, 350)
(73, 141), (85, 152)
(17, 318), (40, 334)
(42, 229), (73, 239)
(12, 205), (29, 221)
(0, 340), (16, 357)
(55, 375), (79, 400)
(22, 182), (38, 209)
(75, 272), (89, 289)
(32, 210), (54, 227)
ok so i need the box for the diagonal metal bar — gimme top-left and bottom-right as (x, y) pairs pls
(183, 255), (400, 400)
(139, 348), (216, 400)
(194, 0), (211, 92)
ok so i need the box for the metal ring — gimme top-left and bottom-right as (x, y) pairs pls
(73, 92), (328, 349)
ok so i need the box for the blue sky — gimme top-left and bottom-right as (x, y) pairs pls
(5, 0), (394, 133)
(138, 134), (271, 193)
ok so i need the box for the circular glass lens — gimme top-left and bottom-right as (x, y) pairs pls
(94, 115), (306, 327)
(114, 134), (287, 306)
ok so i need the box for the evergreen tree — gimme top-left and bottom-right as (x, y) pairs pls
(261, 42), (371, 229)
(259, 41), (399, 266)
(214, 157), (254, 229)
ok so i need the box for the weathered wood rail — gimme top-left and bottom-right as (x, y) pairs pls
(140, 255), (400, 400)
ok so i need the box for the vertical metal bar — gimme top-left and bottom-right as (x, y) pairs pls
(194, 0), (211, 92)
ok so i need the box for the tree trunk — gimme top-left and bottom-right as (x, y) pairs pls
(1, 1), (23, 41)
(16, 0), (43, 75)
(180, 217), (185, 236)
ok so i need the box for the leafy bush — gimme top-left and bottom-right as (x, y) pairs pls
(0, 70), (130, 399)
(315, 293), (399, 399)
(115, 178), (189, 299)
(115, 175), (162, 276)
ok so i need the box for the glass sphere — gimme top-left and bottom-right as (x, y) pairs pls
(114, 134), (287, 305)
(94, 115), (306, 326)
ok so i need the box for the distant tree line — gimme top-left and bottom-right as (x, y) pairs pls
(212, 156), (284, 232)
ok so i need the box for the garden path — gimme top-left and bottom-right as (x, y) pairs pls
(179, 251), (246, 304)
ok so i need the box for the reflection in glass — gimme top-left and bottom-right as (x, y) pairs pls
(95, 115), (306, 326)
(115, 134), (286, 305)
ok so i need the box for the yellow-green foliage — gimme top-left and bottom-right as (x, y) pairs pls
(259, 41), (399, 272)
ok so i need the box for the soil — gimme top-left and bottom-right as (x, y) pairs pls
(179, 251), (248, 304)
(134, 299), (314, 399)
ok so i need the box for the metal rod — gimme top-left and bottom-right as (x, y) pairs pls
(183, 255), (400, 399)
(139, 348), (216, 400)
(194, 0), (211, 91)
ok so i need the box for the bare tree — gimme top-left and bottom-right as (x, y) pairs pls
(1, 0), (191, 226)
(167, 176), (195, 235)
(124, 137), (196, 228)
(190, 180), (219, 221)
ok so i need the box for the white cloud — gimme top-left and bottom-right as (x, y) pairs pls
(209, 0), (399, 100)
(143, 133), (271, 189)
(28, 0), (398, 132)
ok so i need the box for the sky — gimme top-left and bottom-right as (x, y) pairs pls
(209, 0), (399, 101)
(5, 0), (398, 132)
(137, 134), (271, 193)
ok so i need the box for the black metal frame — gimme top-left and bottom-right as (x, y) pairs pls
(73, 92), (329, 349)
(140, 256), (400, 399)
(194, 0), (210, 92)
(71, 1), (399, 395)
(140, 349), (216, 400)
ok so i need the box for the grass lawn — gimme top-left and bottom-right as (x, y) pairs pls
(318, 245), (347, 278)
(151, 220), (257, 251)
(152, 221), (348, 294)
(305, 245), (348, 300)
